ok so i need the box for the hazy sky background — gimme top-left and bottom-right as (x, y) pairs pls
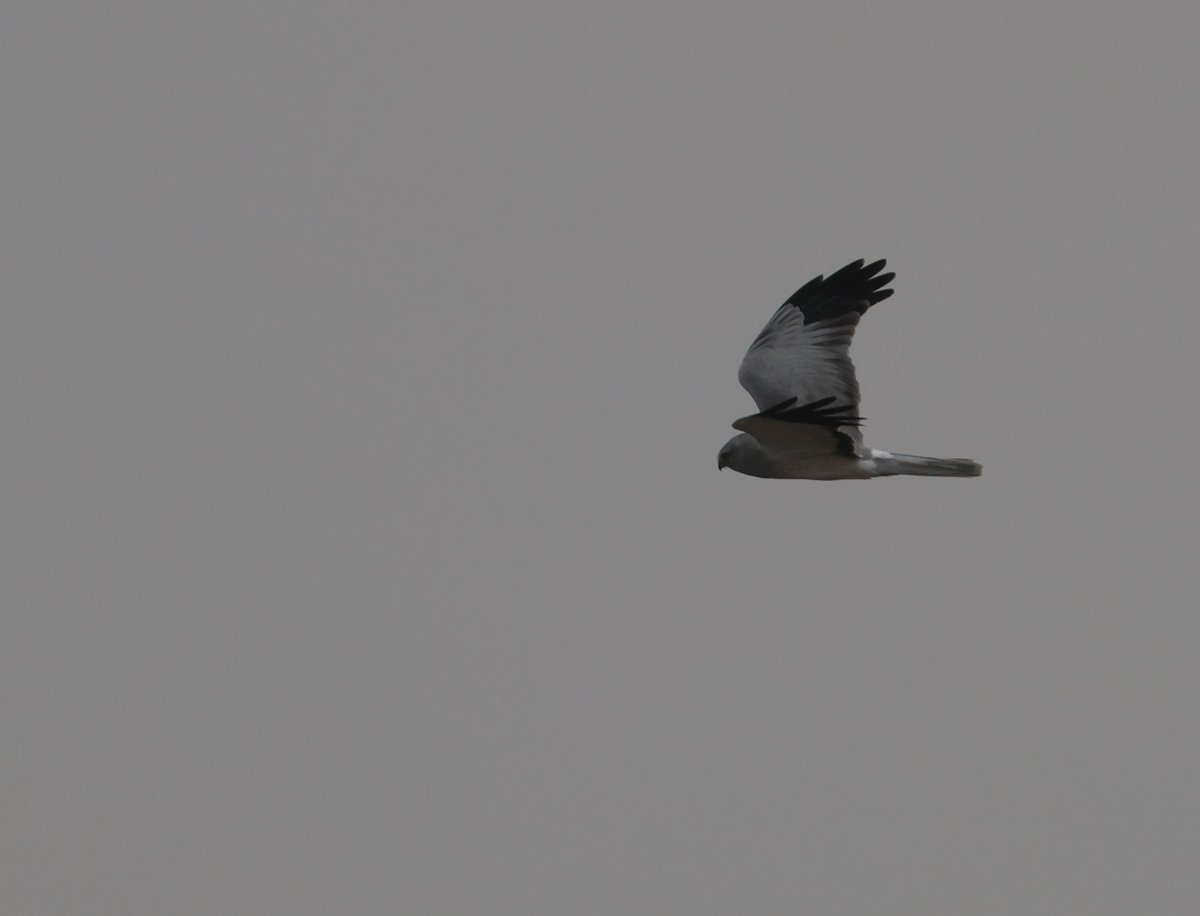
(3, 2), (1199, 914)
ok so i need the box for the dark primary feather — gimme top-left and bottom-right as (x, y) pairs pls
(784, 258), (894, 326)
(758, 395), (863, 427)
(732, 396), (865, 461)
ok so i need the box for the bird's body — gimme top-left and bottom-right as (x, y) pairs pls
(718, 259), (981, 481)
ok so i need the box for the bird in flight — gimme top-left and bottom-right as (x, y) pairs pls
(718, 258), (982, 480)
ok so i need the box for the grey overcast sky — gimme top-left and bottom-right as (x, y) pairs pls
(2, 2), (1199, 914)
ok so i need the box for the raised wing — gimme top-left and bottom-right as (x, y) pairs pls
(737, 258), (894, 418)
(733, 395), (864, 460)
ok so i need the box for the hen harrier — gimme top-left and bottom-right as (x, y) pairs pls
(718, 258), (982, 480)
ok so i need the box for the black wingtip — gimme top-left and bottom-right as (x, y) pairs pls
(757, 396), (864, 428)
(759, 396), (799, 417)
(784, 257), (895, 324)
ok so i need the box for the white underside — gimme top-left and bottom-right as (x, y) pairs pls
(765, 448), (980, 480)
(765, 452), (886, 480)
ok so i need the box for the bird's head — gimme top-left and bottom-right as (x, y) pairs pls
(717, 433), (771, 477)
(717, 442), (733, 470)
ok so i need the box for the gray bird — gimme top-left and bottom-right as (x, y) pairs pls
(718, 259), (982, 480)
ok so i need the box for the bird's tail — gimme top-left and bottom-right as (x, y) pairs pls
(872, 452), (982, 478)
